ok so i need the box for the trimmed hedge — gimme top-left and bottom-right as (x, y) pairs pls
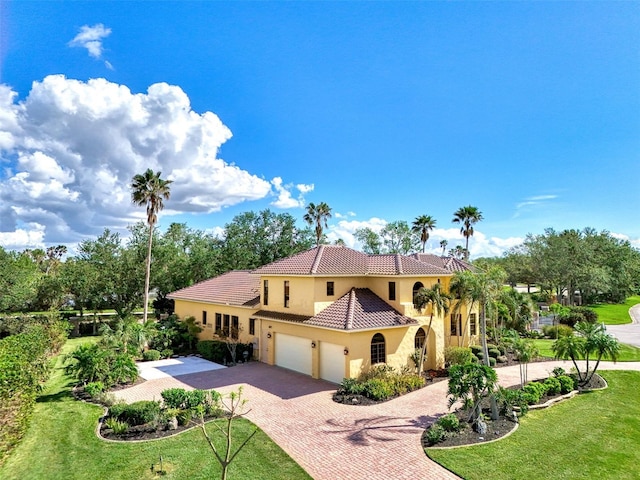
(196, 340), (253, 364)
(108, 401), (161, 426)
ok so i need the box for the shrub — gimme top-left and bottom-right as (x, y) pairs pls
(161, 388), (189, 409)
(362, 378), (394, 401)
(94, 392), (117, 406)
(109, 400), (161, 426)
(445, 346), (474, 367)
(161, 349), (174, 359)
(196, 340), (253, 364)
(84, 381), (105, 397)
(437, 413), (460, 432)
(496, 355), (508, 363)
(488, 348), (501, 359)
(488, 357), (497, 367)
(558, 375), (576, 394)
(559, 307), (598, 328)
(470, 345), (483, 355)
(426, 424), (445, 444)
(544, 376), (562, 395)
(552, 367), (566, 377)
(176, 409), (193, 426)
(104, 418), (129, 434)
(185, 389), (207, 410)
(339, 377), (365, 395)
(497, 387), (530, 416)
(522, 382), (548, 404)
(543, 325), (574, 339)
(142, 349), (161, 361)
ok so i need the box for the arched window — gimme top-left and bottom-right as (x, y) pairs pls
(371, 333), (386, 364)
(414, 328), (426, 350)
(412, 282), (424, 306)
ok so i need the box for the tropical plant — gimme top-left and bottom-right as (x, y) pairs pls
(440, 239), (448, 256)
(130, 168), (173, 323)
(552, 321), (620, 386)
(512, 337), (539, 388)
(303, 202), (332, 246)
(447, 362), (498, 430)
(452, 205), (483, 260)
(412, 215), (437, 253)
(413, 283), (450, 373)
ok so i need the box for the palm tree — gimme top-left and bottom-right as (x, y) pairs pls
(412, 215), (437, 253)
(131, 169), (172, 323)
(439, 239), (448, 256)
(452, 205), (483, 260)
(303, 202), (332, 246)
(413, 283), (450, 374)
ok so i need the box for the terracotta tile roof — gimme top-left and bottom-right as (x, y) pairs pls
(255, 288), (417, 331)
(253, 245), (455, 276)
(168, 270), (260, 307)
(368, 254), (450, 275)
(252, 245), (369, 275)
(409, 253), (474, 273)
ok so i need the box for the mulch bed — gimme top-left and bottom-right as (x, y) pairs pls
(423, 373), (606, 449)
(100, 416), (219, 441)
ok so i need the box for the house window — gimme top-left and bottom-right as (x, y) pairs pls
(223, 314), (230, 336)
(284, 281), (290, 308)
(327, 281), (334, 296)
(414, 328), (426, 350)
(450, 314), (462, 336)
(412, 282), (424, 307)
(388, 282), (396, 301)
(371, 333), (386, 364)
(215, 313), (222, 333)
(249, 318), (255, 336)
(202, 311), (207, 326)
(263, 280), (269, 306)
(231, 316), (239, 339)
(469, 313), (477, 336)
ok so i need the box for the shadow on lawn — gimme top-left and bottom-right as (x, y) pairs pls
(36, 389), (73, 403)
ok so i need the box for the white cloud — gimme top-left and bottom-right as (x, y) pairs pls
(326, 217), (387, 248)
(0, 75), (303, 250)
(270, 178), (313, 209)
(68, 24), (112, 59)
(0, 223), (45, 249)
(334, 211), (356, 219)
(514, 194), (558, 218)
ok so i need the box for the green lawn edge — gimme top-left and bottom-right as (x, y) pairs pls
(0, 337), (311, 480)
(587, 296), (640, 325)
(427, 370), (640, 480)
(532, 339), (640, 362)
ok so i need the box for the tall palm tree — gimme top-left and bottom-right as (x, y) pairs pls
(131, 168), (172, 323)
(452, 205), (483, 260)
(413, 283), (450, 374)
(303, 202), (332, 246)
(439, 239), (448, 256)
(412, 215), (437, 253)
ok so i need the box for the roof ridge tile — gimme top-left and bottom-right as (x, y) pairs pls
(345, 287), (356, 330)
(311, 245), (324, 274)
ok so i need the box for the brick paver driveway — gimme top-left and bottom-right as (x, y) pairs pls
(114, 360), (640, 480)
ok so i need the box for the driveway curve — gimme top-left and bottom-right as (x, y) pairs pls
(606, 303), (640, 348)
(113, 359), (640, 480)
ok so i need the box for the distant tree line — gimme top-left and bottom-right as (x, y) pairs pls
(475, 228), (640, 304)
(0, 209), (315, 315)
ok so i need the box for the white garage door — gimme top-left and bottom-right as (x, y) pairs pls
(320, 342), (346, 384)
(274, 333), (312, 376)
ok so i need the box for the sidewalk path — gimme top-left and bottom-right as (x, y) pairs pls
(113, 359), (640, 480)
(606, 304), (640, 348)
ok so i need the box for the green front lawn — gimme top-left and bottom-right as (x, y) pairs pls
(532, 339), (640, 362)
(0, 338), (310, 480)
(427, 370), (640, 480)
(587, 295), (640, 325)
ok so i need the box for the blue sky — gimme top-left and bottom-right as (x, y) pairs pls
(1, 1), (639, 257)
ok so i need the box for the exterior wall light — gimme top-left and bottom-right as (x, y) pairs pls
(311, 341), (316, 348)
(343, 348), (349, 355)
(267, 332), (272, 339)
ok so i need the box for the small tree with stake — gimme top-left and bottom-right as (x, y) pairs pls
(447, 362), (498, 433)
(199, 387), (258, 480)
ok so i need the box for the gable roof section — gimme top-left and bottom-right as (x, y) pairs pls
(252, 245), (459, 276)
(167, 270), (260, 308)
(409, 253), (475, 273)
(254, 288), (417, 331)
(253, 245), (369, 275)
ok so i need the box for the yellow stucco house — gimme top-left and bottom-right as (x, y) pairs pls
(168, 245), (477, 383)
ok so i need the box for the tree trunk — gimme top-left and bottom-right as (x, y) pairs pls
(481, 303), (499, 420)
(143, 222), (154, 324)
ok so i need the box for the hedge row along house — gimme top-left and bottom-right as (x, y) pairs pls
(168, 245), (478, 383)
